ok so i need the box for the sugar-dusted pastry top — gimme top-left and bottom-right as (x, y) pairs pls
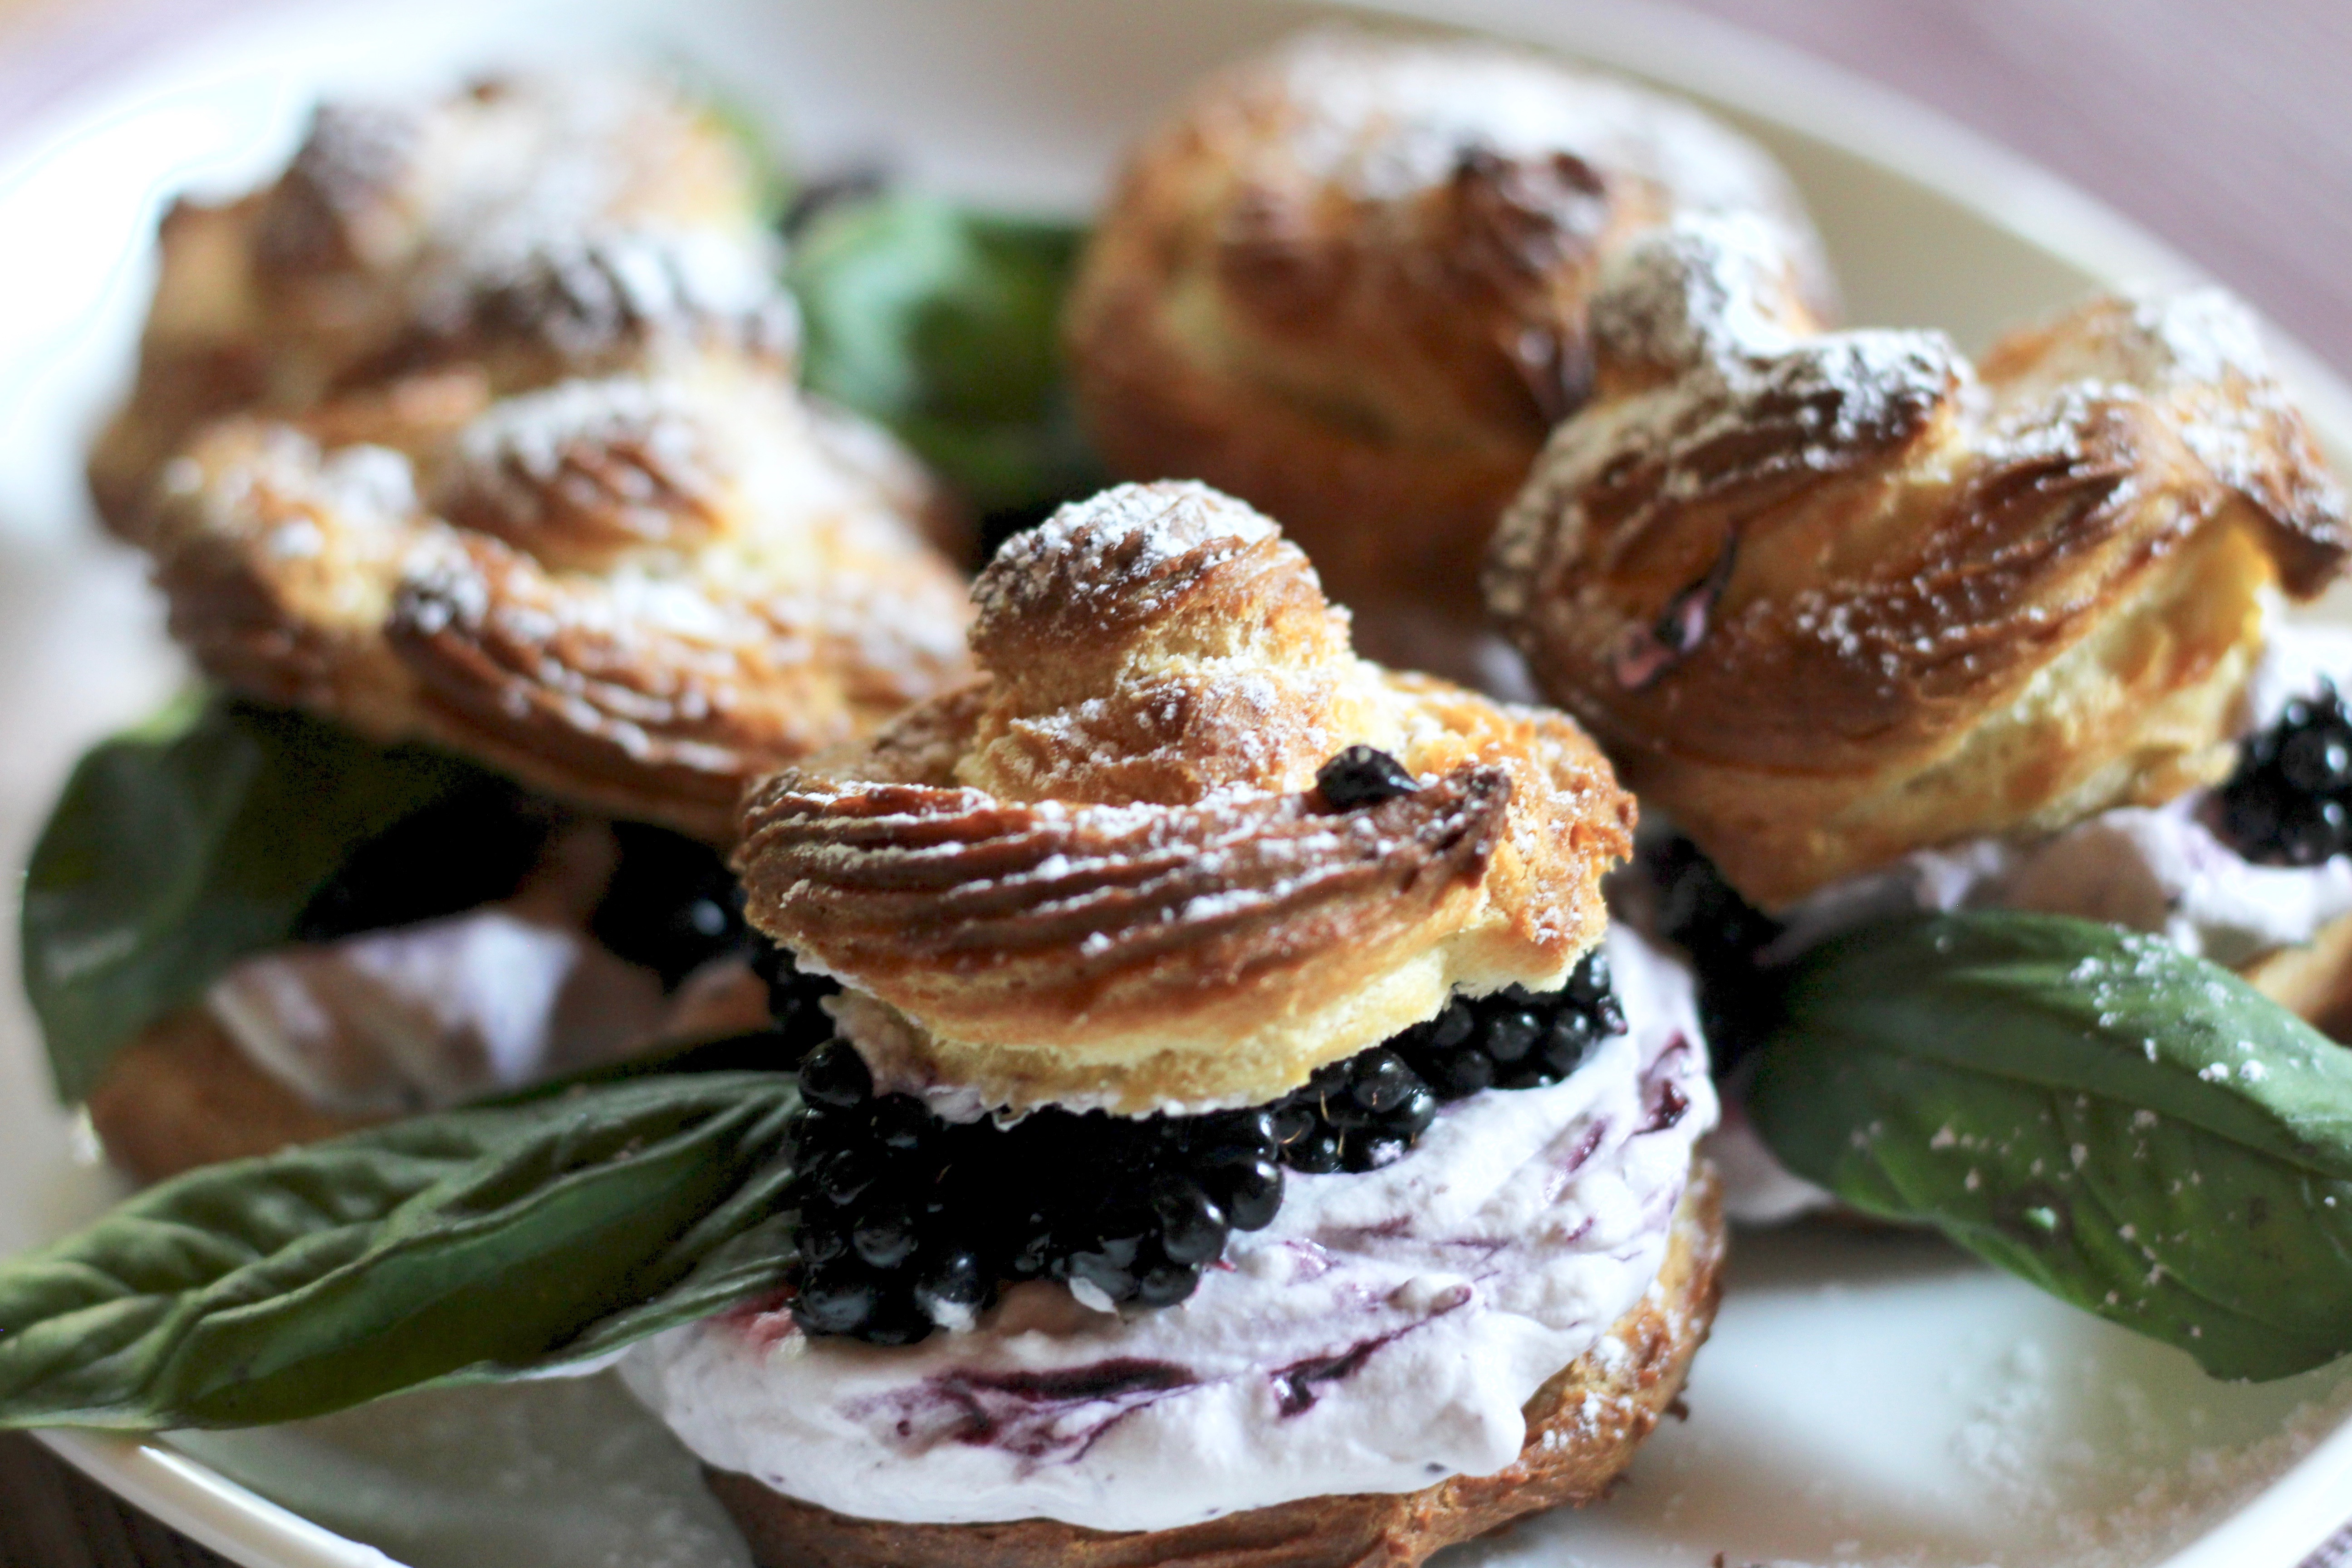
(102, 71), (977, 842)
(736, 481), (1635, 1113)
(1065, 29), (1830, 632)
(150, 358), (973, 843)
(90, 69), (786, 536)
(1487, 215), (2349, 908)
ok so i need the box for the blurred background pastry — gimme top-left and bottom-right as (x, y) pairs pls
(1065, 29), (1830, 679)
(1487, 214), (2352, 1034)
(46, 69), (977, 1180)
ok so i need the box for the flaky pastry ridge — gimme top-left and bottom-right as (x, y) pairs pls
(91, 70), (786, 536)
(737, 482), (1633, 1112)
(1487, 216), (2350, 907)
(1065, 30), (1829, 643)
(106, 72), (976, 841)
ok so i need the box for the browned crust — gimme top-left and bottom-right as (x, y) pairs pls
(1488, 220), (2351, 907)
(740, 765), (1510, 1047)
(733, 483), (1633, 1109)
(1065, 31), (1829, 625)
(708, 1166), (1724, 1568)
(90, 71), (977, 844)
(88, 74), (775, 542)
(2242, 907), (2352, 1041)
(141, 370), (973, 846)
(83, 1008), (372, 1186)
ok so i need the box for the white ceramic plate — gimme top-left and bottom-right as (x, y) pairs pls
(5, 2), (2352, 1565)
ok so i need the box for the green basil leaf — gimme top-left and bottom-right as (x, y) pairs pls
(1749, 912), (2352, 1381)
(0, 1073), (799, 1430)
(492, 1027), (798, 1105)
(21, 698), (490, 1103)
(789, 191), (1105, 515)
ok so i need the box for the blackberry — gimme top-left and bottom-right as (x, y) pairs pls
(753, 942), (843, 1067)
(590, 823), (750, 988)
(1384, 947), (1625, 1102)
(295, 779), (553, 941)
(2214, 686), (2352, 867)
(1315, 746), (1419, 810)
(779, 951), (1633, 1344)
(781, 1058), (1285, 1344)
(1645, 834), (1783, 1073)
(1261, 1052), (1435, 1174)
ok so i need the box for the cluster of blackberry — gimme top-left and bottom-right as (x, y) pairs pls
(785, 1038), (1284, 1343)
(777, 944), (1629, 1343)
(295, 779), (553, 941)
(589, 823), (752, 988)
(2213, 686), (2352, 867)
(1391, 951), (1625, 1101)
(300, 794), (760, 993)
(779, 745), (1639, 1342)
(1642, 834), (1784, 1073)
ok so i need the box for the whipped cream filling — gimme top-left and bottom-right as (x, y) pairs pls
(207, 910), (671, 1116)
(1773, 618), (2352, 967)
(620, 927), (1713, 1533)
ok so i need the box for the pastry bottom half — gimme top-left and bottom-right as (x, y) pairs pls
(704, 1163), (1725, 1568)
(85, 1007), (368, 1185)
(2243, 906), (2352, 1040)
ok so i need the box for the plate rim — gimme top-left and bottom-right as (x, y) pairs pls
(11, 1), (2352, 1565)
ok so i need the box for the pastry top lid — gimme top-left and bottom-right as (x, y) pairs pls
(1487, 215), (2350, 905)
(118, 70), (973, 843)
(737, 481), (1635, 1113)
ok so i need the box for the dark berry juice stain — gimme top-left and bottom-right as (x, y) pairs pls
(1640, 1039), (1695, 1132)
(877, 1358), (1196, 1464)
(959, 1358), (1196, 1406)
(1558, 1122), (1608, 1181)
(1611, 539), (1737, 690)
(1270, 1327), (1415, 1418)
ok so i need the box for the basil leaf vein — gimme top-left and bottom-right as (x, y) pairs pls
(1749, 912), (2352, 1381)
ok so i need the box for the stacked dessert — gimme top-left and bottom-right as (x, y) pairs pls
(623, 481), (1722, 1563)
(1067, 29), (1828, 680)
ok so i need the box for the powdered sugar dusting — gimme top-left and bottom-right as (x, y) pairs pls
(1591, 211), (1812, 371)
(1492, 218), (1957, 625)
(452, 376), (708, 492)
(1261, 29), (1801, 223)
(1951, 1337), (2352, 1568)
(971, 480), (1282, 633)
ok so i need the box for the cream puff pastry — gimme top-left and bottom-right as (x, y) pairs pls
(74, 70), (972, 1177)
(627, 480), (1720, 1566)
(1065, 30), (1829, 653)
(104, 72), (974, 840)
(1488, 214), (2349, 911)
(735, 480), (1633, 1112)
